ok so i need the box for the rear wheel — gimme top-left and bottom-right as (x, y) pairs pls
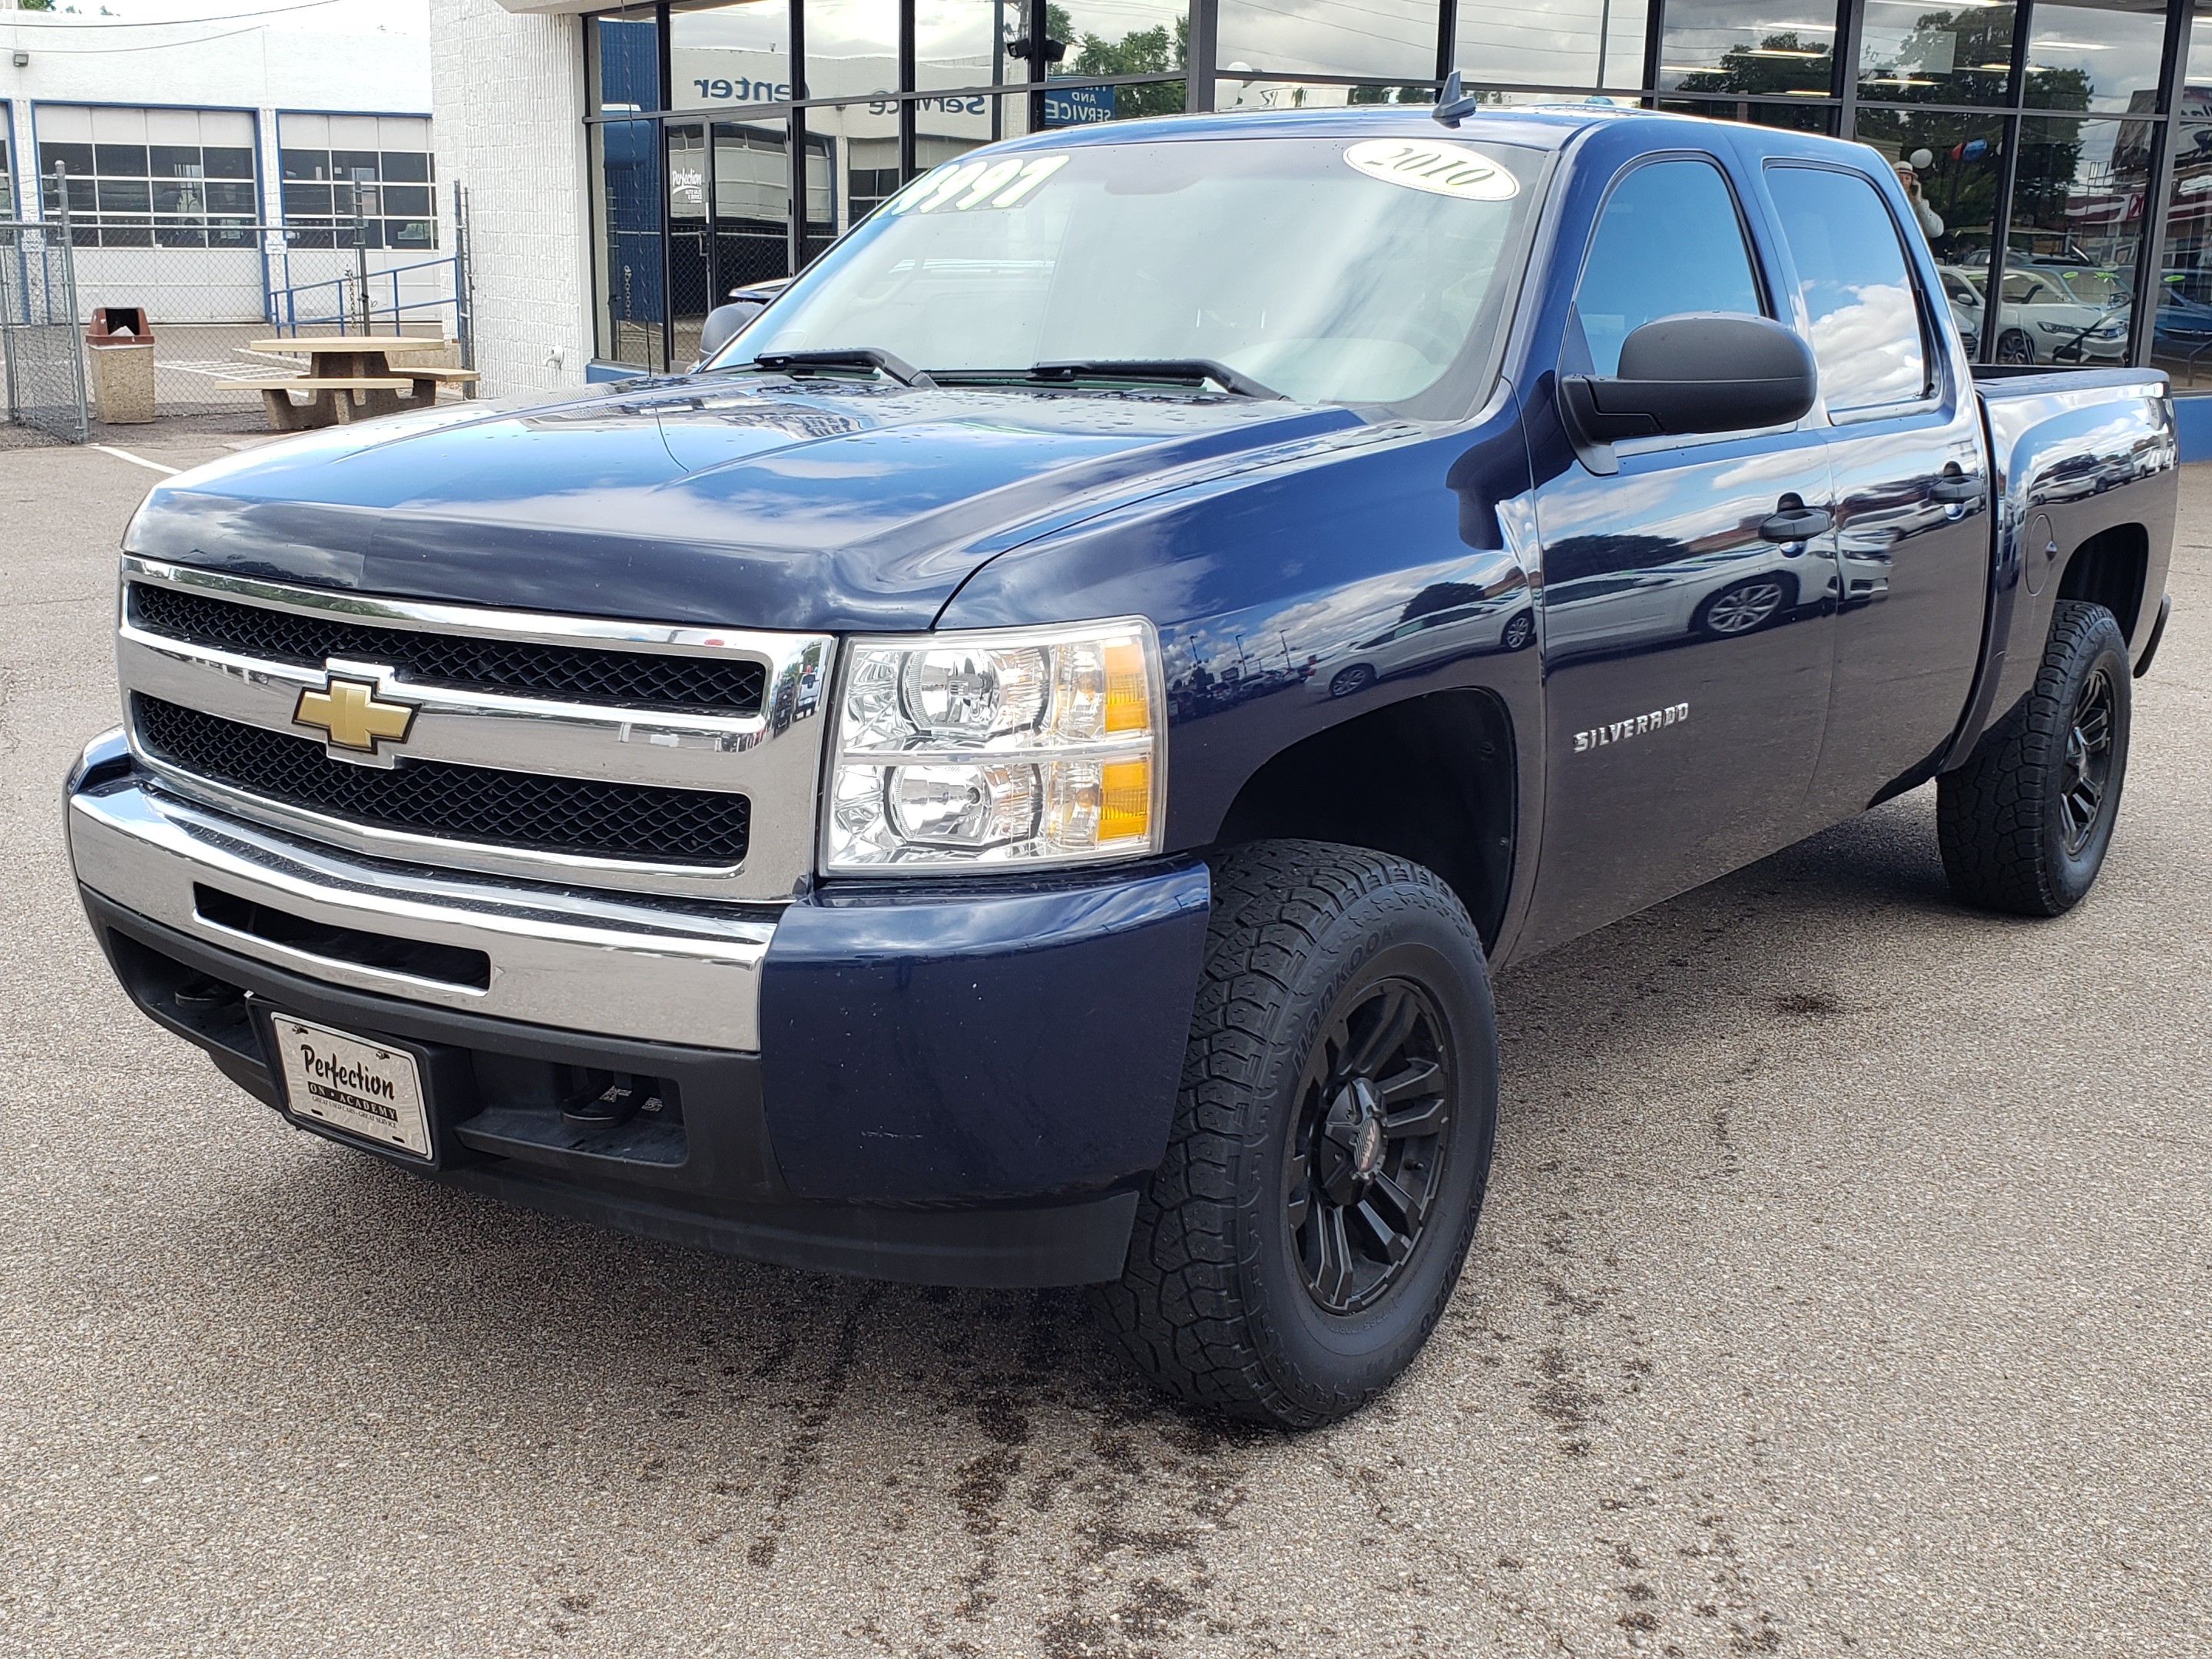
(1093, 841), (1498, 1429)
(1997, 329), (2035, 365)
(1937, 600), (2132, 916)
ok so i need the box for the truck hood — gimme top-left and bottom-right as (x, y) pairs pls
(124, 376), (1366, 631)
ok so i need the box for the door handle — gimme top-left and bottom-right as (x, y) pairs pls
(1759, 505), (1833, 542)
(1929, 473), (1982, 503)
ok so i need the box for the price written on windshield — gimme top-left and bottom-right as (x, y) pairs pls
(889, 154), (1072, 214)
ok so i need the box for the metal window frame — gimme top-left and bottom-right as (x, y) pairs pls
(581, 0), (2209, 381)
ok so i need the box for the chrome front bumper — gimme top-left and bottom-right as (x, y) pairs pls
(67, 737), (776, 1050)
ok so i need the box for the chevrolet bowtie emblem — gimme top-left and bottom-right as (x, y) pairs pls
(293, 674), (418, 754)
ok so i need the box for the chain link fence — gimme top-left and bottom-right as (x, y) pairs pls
(2, 220), (91, 445)
(4, 172), (473, 442)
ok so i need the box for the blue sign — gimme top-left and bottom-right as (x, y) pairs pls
(1044, 85), (1116, 127)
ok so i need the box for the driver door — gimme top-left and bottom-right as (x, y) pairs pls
(1524, 154), (1841, 950)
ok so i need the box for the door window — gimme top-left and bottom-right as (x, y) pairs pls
(1571, 158), (1764, 376)
(1767, 165), (1932, 413)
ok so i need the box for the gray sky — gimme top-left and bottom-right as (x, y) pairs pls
(14, 0), (426, 32)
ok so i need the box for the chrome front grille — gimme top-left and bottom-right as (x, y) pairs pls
(116, 558), (835, 902)
(129, 582), (769, 715)
(134, 695), (756, 866)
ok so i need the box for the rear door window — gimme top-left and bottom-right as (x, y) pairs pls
(1767, 165), (1933, 414)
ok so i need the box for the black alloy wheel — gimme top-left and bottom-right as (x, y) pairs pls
(1093, 840), (1499, 1428)
(1285, 978), (1452, 1314)
(2059, 666), (2117, 856)
(1997, 329), (2035, 365)
(1937, 599), (2132, 916)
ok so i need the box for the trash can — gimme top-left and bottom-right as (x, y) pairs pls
(85, 307), (157, 425)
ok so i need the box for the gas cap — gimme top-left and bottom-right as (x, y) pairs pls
(2024, 512), (2058, 597)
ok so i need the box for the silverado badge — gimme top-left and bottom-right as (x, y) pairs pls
(293, 674), (418, 756)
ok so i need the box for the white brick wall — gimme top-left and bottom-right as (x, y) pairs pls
(430, 0), (591, 400)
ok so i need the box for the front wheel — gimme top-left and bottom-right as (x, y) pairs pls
(1092, 841), (1499, 1429)
(1937, 600), (2132, 916)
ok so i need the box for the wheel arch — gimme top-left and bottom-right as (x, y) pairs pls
(2057, 522), (2149, 642)
(1209, 689), (1518, 949)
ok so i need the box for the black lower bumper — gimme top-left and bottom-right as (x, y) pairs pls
(82, 890), (1141, 1287)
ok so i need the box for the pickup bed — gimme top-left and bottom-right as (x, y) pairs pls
(66, 104), (2175, 1427)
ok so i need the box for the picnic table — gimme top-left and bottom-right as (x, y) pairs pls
(217, 336), (480, 432)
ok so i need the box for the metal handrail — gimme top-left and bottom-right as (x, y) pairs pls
(267, 253), (462, 339)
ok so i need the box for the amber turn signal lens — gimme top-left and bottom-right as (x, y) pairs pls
(1102, 640), (1151, 734)
(1098, 757), (1152, 842)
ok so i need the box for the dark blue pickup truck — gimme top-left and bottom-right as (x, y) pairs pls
(67, 102), (2176, 1427)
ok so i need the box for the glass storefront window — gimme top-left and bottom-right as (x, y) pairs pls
(1659, 0), (1840, 98)
(916, 0), (1186, 94)
(589, 8), (663, 117)
(2152, 120), (2212, 386)
(812, 99), (902, 229)
(1856, 0), (2018, 104)
(1058, 1), (1190, 95)
(805, 0), (902, 98)
(591, 117), (667, 369)
(2004, 115), (2144, 364)
(1215, 79), (1432, 111)
(674, 0), (800, 112)
(915, 0), (1018, 93)
(1655, 97), (1838, 131)
(1042, 77), (1187, 118)
(909, 88), (1025, 162)
(1454, 0), (1645, 92)
(581, 0), (2212, 387)
(2025, 0), (2169, 114)
(1851, 110), (2007, 271)
(1219, 0), (1438, 81)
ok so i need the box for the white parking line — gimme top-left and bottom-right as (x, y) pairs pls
(91, 445), (180, 476)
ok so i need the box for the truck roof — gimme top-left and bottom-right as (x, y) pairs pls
(989, 101), (1879, 169)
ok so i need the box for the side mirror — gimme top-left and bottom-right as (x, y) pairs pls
(690, 300), (766, 370)
(1559, 313), (1817, 475)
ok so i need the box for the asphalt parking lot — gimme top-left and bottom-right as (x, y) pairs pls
(2, 432), (2205, 1659)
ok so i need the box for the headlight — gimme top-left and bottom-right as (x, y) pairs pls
(823, 618), (1165, 872)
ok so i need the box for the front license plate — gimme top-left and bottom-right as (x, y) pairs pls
(269, 1014), (431, 1160)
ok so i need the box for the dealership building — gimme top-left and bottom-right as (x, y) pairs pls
(8, 0), (2212, 446)
(412, 0), (2212, 445)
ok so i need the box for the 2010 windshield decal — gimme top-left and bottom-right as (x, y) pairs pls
(890, 154), (1071, 215)
(1343, 139), (1518, 201)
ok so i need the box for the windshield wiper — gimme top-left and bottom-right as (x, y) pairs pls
(749, 347), (935, 389)
(1026, 359), (1283, 399)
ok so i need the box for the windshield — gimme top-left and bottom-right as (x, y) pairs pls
(2050, 267), (2128, 308)
(714, 133), (1546, 407)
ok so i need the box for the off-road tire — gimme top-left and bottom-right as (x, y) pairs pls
(1937, 599), (2132, 916)
(1092, 841), (1499, 1429)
